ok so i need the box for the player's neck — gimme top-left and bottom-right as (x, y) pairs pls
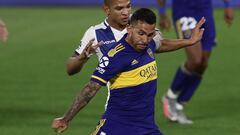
(125, 36), (142, 52)
(106, 19), (126, 31)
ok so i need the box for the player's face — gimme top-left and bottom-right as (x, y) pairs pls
(104, 0), (131, 29)
(127, 21), (156, 52)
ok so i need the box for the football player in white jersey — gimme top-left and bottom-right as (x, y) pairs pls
(66, 0), (131, 75)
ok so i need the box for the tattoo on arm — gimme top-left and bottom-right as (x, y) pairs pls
(63, 81), (101, 122)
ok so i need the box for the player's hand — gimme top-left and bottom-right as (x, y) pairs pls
(224, 8), (234, 26)
(52, 117), (69, 133)
(83, 38), (104, 58)
(190, 17), (206, 44)
(0, 20), (8, 42)
(159, 14), (171, 31)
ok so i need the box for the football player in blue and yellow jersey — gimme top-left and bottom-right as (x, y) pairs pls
(52, 8), (205, 134)
(157, 0), (234, 124)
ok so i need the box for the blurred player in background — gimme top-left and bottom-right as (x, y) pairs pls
(0, 19), (8, 42)
(52, 8), (206, 134)
(157, 0), (234, 124)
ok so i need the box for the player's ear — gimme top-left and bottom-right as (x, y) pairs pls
(127, 24), (133, 33)
(103, 5), (110, 16)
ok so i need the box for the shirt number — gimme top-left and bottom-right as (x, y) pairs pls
(179, 17), (197, 31)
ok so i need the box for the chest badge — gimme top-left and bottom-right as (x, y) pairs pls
(147, 48), (154, 59)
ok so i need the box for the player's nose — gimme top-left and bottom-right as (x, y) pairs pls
(122, 8), (130, 16)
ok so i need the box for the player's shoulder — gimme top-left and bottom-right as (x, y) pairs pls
(84, 20), (107, 33)
(96, 43), (128, 72)
(90, 19), (110, 31)
(105, 42), (135, 67)
(153, 29), (163, 46)
(82, 21), (107, 40)
(107, 43), (126, 58)
(93, 22), (107, 30)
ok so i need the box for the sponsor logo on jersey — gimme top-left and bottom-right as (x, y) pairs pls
(131, 59), (139, 65)
(96, 67), (106, 74)
(103, 40), (115, 45)
(99, 56), (109, 68)
(140, 63), (157, 79)
(109, 61), (157, 89)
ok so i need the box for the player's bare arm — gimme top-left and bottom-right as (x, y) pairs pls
(66, 39), (103, 75)
(156, 17), (205, 53)
(52, 81), (101, 133)
(157, 0), (171, 30)
(223, 0), (234, 26)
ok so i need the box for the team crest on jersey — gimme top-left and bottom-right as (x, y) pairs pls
(99, 56), (109, 68)
(108, 44), (125, 57)
(147, 48), (154, 59)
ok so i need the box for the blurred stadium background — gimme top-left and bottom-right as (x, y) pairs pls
(0, 0), (239, 135)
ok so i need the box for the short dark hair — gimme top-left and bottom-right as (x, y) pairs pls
(130, 8), (156, 25)
(104, 0), (111, 6)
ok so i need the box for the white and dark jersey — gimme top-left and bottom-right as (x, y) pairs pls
(75, 19), (127, 60)
(75, 19), (163, 61)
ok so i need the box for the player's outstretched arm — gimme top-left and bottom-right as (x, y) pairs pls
(52, 80), (101, 133)
(0, 19), (8, 42)
(156, 17), (205, 53)
(66, 39), (103, 75)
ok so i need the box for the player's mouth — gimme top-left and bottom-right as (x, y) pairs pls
(137, 44), (147, 50)
(122, 17), (129, 23)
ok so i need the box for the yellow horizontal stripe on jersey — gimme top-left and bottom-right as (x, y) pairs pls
(92, 75), (107, 84)
(110, 61), (157, 90)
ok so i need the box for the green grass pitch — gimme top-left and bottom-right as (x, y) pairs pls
(0, 7), (240, 135)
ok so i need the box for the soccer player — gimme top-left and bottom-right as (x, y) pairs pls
(66, 0), (131, 75)
(52, 8), (205, 134)
(157, 0), (234, 124)
(0, 19), (8, 42)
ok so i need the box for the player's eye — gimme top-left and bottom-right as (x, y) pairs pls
(115, 6), (123, 11)
(127, 4), (131, 8)
(138, 31), (145, 36)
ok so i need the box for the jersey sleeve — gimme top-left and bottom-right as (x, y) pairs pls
(90, 54), (125, 86)
(75, 26), (97, 54)
(153, 29), (163, 51)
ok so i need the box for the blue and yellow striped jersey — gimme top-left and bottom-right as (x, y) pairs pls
(91, 34), (159, 127)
